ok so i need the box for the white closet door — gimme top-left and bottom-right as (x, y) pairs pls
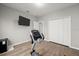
(48, 17), (71, 46)
(48, 19), (64, 45)
(63, 17), (71, 46)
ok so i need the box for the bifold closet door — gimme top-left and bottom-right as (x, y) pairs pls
(48, 17), (71, 46)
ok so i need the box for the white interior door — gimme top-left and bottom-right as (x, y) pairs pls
(48, 17), (71, 46)
(33, 21), (44, 33)
(39, 22), (44, 33)
(33, 21), (39, 30)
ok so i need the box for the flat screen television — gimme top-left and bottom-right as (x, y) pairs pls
(18, 16), (30, 26)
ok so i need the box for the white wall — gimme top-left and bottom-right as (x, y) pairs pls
(0, 4), (37, 48)
(38, 4), (79, 49)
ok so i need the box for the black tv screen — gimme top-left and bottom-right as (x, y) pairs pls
(18, 16), (30, 26)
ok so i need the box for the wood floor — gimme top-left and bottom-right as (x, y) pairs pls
(0, 40), (79, 56)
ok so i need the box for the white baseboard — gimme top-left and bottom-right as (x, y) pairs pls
(8, 45), (14, 51)
(70, 46), (79, 50)
(12, 40), (29, 46)
(8, 41), (30, 51)
(8, 40), (79, 51)
(48, 40), (79, 50)
(8, 46), (14, 51)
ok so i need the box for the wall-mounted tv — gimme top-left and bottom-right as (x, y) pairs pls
(18, 16), (30, 26)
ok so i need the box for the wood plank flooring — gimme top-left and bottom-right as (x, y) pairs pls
(0, 41), (79, 56)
